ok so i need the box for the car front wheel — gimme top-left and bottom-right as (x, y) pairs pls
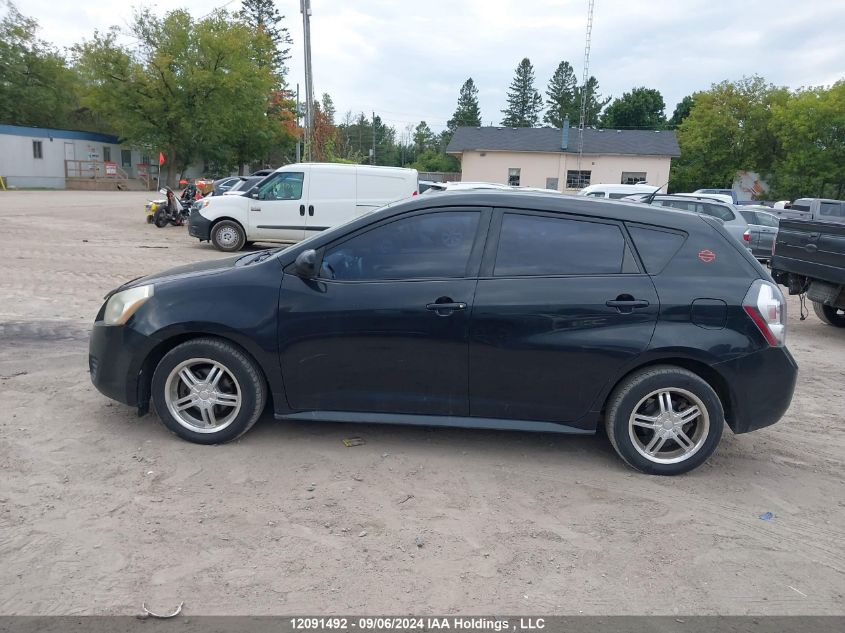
(211, 220), (246, 252)
(151, 338), (267, 444)
(604, 366), (724, 475)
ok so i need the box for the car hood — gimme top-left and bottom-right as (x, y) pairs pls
(108, 255), (244, 298)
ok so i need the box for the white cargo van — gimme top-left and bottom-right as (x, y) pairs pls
(577, 183), (659, 199)
(189, 163), (419, 251)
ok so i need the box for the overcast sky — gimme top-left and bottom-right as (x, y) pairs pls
(16, 0), (845, 133)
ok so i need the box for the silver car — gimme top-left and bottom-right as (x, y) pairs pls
(644, 195), (751, 246)
(739, 207), (780, 261)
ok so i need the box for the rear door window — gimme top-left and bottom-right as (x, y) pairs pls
(494, 213), (626, 276)
(820, 201), (844, 218)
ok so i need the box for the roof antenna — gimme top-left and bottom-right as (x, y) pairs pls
(576, 0), (596, 176)
(645, 181), (667, 204)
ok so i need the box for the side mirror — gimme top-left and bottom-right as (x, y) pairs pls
(293, 249), (317, 279)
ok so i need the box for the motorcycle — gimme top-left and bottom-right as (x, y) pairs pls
(145, 188), (191, 227)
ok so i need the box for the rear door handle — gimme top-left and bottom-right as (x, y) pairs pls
(426, 302), (467, 315)
(308, 205), (314, 216)
(299, 204), (305, 216)
(606, 299), (650, 309)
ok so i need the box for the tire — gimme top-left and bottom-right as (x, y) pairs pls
(211, 220), (246, 252)
(604, 365), (724, 475)
(154, 211), (169, 228)
(151, 337), (267, 444)
(812, 301), (845, 328)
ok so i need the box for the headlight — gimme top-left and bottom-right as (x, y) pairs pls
(103, 285), (154, 326)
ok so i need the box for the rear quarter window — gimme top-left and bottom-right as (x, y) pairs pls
(626, 225), (687, 274)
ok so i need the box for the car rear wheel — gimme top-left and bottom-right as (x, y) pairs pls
(211, 220), (246, 252)
(604, 366), (724, 475)
(151, 338), (266, 444)
(812, 301), (845, 328)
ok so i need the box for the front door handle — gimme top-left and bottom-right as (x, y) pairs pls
(426, 301), (467, 316)
(308, 205), (314, 216)
(606, 299), (650, 313)
(250, 205), (260, 212)
(299, 204), (305, 216)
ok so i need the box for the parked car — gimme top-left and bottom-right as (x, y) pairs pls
(418, 179), (441, 194)
(578, 183), (659, 199)
(693, 188), (739, 204)
(90, 190), (796, 475)
(771, 198), (845, 327)
(738, 207), (780, 261)
(224, 176), (264, 195)
(637, 195), (751, 246)
(210, 176), (245, 196)
(250, 169), (275, 177)
(189, 163), (419, 251)
(421, 181), (511, 194)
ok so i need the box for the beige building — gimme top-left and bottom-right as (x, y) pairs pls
(446, 123), (680, 192)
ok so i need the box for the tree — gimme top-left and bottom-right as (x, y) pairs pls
(670, 76), (788, 193)
(237, 0), (293, 76)
(573, 76), (610, 126)
(74, 7), (287, 185)
(600, 87), (667, 129)
(413, 121), (435, 152)
(0, 2), (81, 128)
(447, 78), (482, 131)
(501, 58), (543, 127)
(669, 95), (695, 127)
(769, 82), (845, 199)
(544, 61), (578, 127)
(320, 93), (336, 125)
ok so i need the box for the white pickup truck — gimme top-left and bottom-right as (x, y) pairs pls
(189, 163), (419, 251)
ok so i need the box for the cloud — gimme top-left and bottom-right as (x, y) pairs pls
(18, 0), (845, 130)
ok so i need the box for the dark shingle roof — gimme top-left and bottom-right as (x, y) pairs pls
(446, 126), (680, 157)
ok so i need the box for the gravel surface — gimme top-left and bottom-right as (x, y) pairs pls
(0, 191), (843, 615)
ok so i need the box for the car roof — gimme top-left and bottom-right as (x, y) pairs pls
(385, 189), (714, 231)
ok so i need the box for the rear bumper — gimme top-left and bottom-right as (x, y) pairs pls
(715, 346), (798, 433)
(188, 208), (211, 241)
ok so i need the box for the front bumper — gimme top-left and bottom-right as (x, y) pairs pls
(89, 321), (141, 407)
(715, 345), (798, 433)
(188, 208), (212, 241)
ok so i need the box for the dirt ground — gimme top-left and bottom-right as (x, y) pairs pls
(0, 190), (842, 616)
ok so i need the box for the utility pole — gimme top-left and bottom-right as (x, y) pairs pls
(372, 111), (376, 165)
(295, 83), (301, 163)
(300, 0), (314, 162)
(577, 0), (596, 179)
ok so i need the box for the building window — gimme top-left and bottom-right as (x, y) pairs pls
(621, 171), (647, 185)
(32, 140), (43, 159)
(121, 149), (132, 167)
(566, 170), (591, 189)
(103, 146), (111, 162)
(545, 177), (559, 190)
(508, 168), (521, 186)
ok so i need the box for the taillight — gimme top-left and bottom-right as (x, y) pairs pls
(412, 190), (418, 196)
(743, 230), (750, 242)
(743, 280), (786, 346)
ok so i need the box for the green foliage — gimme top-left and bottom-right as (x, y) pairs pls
(73, 7), (292, 185)
(600, 87), (666, 129)
(501, 58), (543, 127)
(574, 76), (610, 127)
(670, 76), (787, 193)
(320, 93), (336, 125)
(544, 61), (578, 128)
(669, 95), (695, 127)
(0, 2), (82, 128)
(448, 78), (482, 131)
(238, 0), (293, 77)
(414, 121), (435, 151)
(768, 82), (845, 199)
(411, 149), (459, 173)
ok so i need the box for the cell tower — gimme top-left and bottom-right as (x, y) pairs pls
(576, 0), (596, 175)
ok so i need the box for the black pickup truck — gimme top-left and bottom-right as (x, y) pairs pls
(771, 198), (845, 327)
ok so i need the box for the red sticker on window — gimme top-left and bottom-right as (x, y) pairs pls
(698, 249), (716, 263)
